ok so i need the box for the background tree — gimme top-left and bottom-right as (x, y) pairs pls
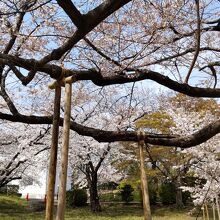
(69, 138), (123, 212)
(136, 102), (197, 208)
(0, 123), (50, 188)
(67, 88), (137, 212)
(0, 3), (219, 218)
(117, 94), (219, 208)
(167, 96), (220, 206)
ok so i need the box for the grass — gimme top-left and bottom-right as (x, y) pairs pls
(0, 195), (205, 220)
(0, 195), (43, 220)
(99, 190), (141, 202)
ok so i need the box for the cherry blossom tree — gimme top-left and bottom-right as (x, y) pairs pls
(69, 137), (123, 212)
(0, 0), (219, 148)
(119, 94), (219, 208)
(0, 3), (219, 217)
(164, 97), (220, 206)
(0, 123), (50, 188)
(66, 85), (150, 212)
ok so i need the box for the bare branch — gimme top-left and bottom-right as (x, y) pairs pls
(95, 144), (111, 172)
(8, 63), (36, 86)
(184, 0), (201, 83)
(0, 68), (19, 114)
(3, 12), (25, 54)
(56, 0), (85, 28)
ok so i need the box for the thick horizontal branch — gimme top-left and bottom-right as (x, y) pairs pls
(0, 54), (219, 97)
(78, 69), (220, 98)
(0, 54), (94, 79)
(0, 112), (219, 148)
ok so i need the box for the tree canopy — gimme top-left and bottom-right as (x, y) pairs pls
(0, 0), (219, 148)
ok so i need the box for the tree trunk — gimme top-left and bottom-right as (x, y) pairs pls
(88, 173), (101, 212)
(175, 175), (184, 209)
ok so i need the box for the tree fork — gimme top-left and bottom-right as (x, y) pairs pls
(56, 80), (72, 220)
(46, 85), (61, 220)
(138, 131), (152, 220)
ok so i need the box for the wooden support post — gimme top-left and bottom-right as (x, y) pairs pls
(46, 85), (61, 220)
(56, 81), (72, 220)
(205, 202), (210, 220)
(213, 202), (216, 220)
(216, 197), (220, 220)
(202, 205), (206, 220)
(138, 131), (152, 220)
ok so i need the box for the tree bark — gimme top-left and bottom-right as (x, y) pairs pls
(0, 111), (219, 148)
(174, 175), (184, 209)
(87, 172), (101, 212)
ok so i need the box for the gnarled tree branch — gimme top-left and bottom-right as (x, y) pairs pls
(0, 112), (219, 149)
(0, 54), (219, 97)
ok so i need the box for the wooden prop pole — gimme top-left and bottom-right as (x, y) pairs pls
(46, 85), (61, 220)
(202, 205), (206, 220)
(56, 81), (72, 220)
(213, 202), (216, 220)
(216, 197), (220, 220)
(138, 131), (152, 220)
(205, 203), (210, 220)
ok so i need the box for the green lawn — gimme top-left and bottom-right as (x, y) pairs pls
(0, 195), (204, 220)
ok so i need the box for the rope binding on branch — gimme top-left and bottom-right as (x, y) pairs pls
(137, 129), (146, 145)
(48, 63), (76, 89)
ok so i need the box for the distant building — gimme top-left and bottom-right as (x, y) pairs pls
(12, 167), (72, 200)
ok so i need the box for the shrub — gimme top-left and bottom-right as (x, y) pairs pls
(0, 186), (7, 194)
(159, 182), (176, 205)
(148, 182), (157, 205)
(7, 185), (19, 195)
(29, 200), (46, 211)
(98, 182), (118, 190)
(0, 185), (19, 195)
(66, 189), (87, 207)
(66, 190), (75, 207)
(182, 190), (191, 205)
(119, 184), (134, 204)
(100, 192), (121, 202)
(74, 189), (87, 206)
(138, 183), (157, 205)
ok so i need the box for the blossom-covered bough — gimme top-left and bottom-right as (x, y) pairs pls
(0, 0), (219, 219)
(0, 0), (219, 146)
